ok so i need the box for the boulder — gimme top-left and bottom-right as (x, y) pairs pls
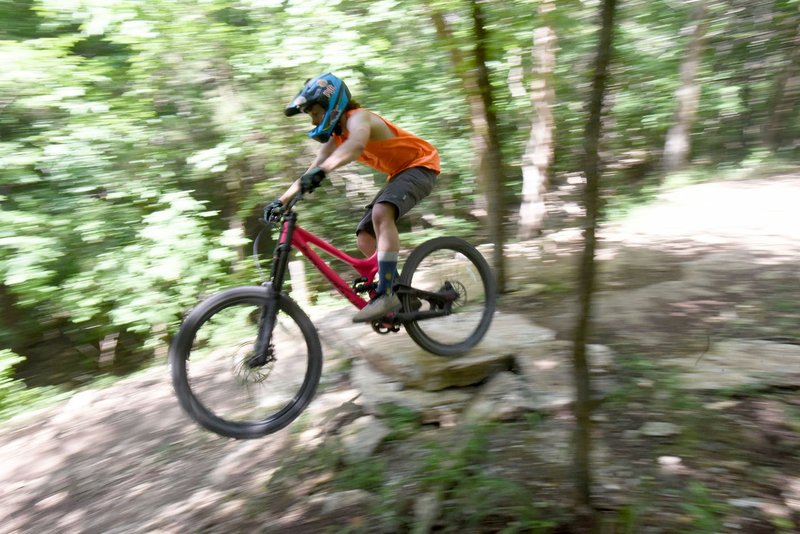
(639, 422), (681, 437)
(339, 415), (390, 464)
(350, 361), (473, 424)
(463, 372), (538, 423)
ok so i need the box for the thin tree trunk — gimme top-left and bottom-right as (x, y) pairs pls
(429, 9), (488, 212)
(518, 1), (556, 240)
(573, 0), (617, 521)
(662, 0), (707, 173)
(470, 0), (506, 292)
(429, 2), (507, 291)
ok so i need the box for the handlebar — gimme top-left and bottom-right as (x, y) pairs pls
(255, 192), (304, 280)
(284, 192), (304, 213)
(263, 192), (304, 225)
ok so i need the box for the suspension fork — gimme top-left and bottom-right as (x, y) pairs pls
(251, 213), (297, 366)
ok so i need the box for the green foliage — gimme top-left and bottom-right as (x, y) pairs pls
(1, 0), (799, 411)
(769, 514), (796, 534)
(0, 350), (26, 416)
(379, 404), (422, 441)
(0, 349), (58, 421)
(608, 503), (644, 534)
(416, 424), (555, 531)
(679, 481), (729, 534)
(333, 458), (386, 493)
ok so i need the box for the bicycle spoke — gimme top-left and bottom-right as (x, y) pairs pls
(401, 238), (495, 355)
(183, 300), (312, 427)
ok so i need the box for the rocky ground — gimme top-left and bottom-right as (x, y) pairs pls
(1, 172), (799, 533)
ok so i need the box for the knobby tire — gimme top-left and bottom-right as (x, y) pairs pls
(170, 286), (322, 439)
(399, 236), (496, 356)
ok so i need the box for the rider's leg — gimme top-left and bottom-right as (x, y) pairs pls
(352, 202), (402, 322)
(357, 222), (400, 295)
(372, 202), (399, 296)
(352, 167), (436, 322)
(357, 230), (377, 257)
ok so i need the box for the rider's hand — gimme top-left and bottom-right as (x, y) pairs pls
(263, 199), (283, 222)
(300, 167), (326, 194)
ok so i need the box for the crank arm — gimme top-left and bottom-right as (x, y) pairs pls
(394, 285), (453, 308)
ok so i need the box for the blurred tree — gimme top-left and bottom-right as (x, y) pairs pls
(662, 0), (708, 173)
(573, 0), (618, 520)
(428, 3), (485, 194)
(763, 1), (800, 152)
(470, 0), (507, 291)
(517, 0), (556, 239)
(427, 0), (508, 291)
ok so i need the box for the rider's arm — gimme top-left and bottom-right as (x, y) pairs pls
(279, 139), (337, 204)
(278, 110), (370, 203)
(318, 109), (370, 173)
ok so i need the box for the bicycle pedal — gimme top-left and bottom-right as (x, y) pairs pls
(371, 318), (401, 334)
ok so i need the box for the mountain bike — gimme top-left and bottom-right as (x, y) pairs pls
(169, 194), (496, 439)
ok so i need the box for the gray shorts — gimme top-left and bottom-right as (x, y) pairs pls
(356, 166), (437, 236)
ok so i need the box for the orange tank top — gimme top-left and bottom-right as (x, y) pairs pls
(333, 109), (440, 179)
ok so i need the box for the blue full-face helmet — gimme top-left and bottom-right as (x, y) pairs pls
(284, 73), (351, 143)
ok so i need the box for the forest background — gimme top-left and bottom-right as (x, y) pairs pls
(1, 0), (799, 417)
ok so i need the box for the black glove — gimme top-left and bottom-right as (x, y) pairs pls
(263, 199), (283, 222)
(300, 167), (326, 194)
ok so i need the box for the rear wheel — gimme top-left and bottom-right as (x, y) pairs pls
(170, 286), (322, 439)
(399, 237), (496, 356)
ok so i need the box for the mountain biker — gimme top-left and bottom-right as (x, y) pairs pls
(266, 73), (440, 323)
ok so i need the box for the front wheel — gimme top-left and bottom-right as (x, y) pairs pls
(170, 286), (322, 439)
(399, 237), (496, 356)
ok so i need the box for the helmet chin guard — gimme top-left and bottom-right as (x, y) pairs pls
(285, 73), (351, 143)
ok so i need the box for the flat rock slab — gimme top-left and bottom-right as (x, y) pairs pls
(665, 340), (800, 391)
(357, 312), (556, 391)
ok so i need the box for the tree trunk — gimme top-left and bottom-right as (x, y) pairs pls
(429, 2), (507, 292)
(662, 0), (707, 174)
(765, 23), (800, 152)
(429, 9), (489, 213)
(573, 0), (618, 520)
(518, 1), (556, 240)
(470, 0), (506, 292)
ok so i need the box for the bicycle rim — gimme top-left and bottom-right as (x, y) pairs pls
(171, 287), (321, 439)
(400, 237), (496, 356)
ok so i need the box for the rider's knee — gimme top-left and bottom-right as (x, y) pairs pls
(371, 202), (397, 228)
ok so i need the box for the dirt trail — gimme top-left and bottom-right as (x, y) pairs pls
(0, 364), (287, 533)
(606, 174), (800, 252)
(2, 173), (800, 534)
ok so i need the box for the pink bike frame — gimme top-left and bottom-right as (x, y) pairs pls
(280, 223), (377, 310)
